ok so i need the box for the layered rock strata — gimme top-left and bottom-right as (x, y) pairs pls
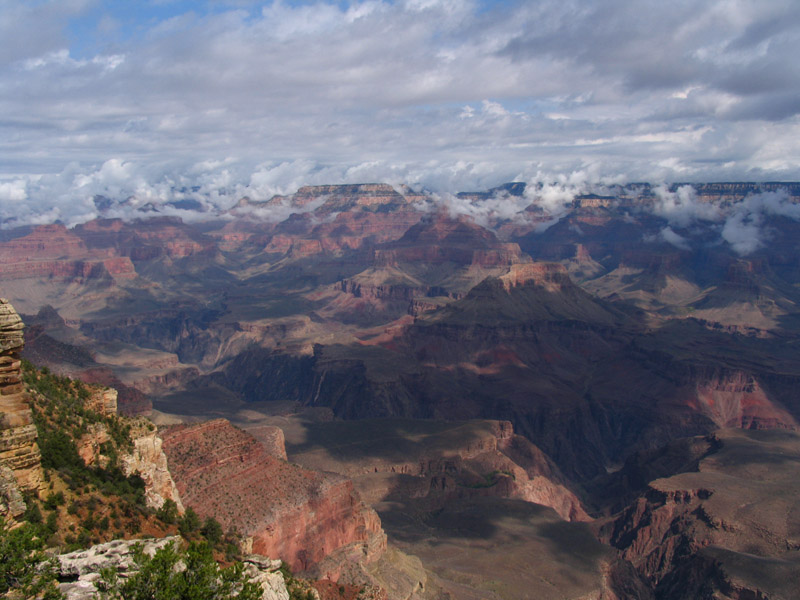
(0, 298), (44, 498)
(161, 419), (386, 573)
(0, 464), (26, 519)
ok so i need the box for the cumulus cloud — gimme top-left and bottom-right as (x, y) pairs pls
(639, 187), (800, 256)
(434, 189), (529, 228)
(659, 226), (691, 251)
(721, 189), (800, 255)
(721, 209), (764, 255)
(652, 184), (722, 227)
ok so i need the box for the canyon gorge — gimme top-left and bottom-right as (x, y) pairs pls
(3, 181), (800, 598)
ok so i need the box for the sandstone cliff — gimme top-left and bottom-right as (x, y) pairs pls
(161, 419), (386, 574)
(120, 424), (185, 512)
(0, 298), (45, 509)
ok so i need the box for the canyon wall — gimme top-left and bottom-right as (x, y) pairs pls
(598, 429), (800, 599)
(161, 418), (386, 574)
(0, 298), (45, 510)
(121, 424), (185, 512)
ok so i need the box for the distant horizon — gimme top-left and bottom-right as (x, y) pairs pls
(3, 179), (800, 259)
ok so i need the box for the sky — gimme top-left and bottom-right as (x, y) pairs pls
(1, 0), (800, 226)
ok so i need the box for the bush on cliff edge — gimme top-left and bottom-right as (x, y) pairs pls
(95, 540), (263, 600)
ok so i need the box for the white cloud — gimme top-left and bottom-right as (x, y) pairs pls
(0, 180), (27, 202)
(659, 226), (691, 250)
(0, 0), (799, 228)
(719, 189), (800, 255)
(721, 210), (764, 255)
(652, 184), (722, 227)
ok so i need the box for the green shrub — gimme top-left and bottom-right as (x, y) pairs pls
(44, 491), (65, 510)
(96, 541), (262, 600)
(156, 499), (179, 525)
(0, 521), (63, 599)
(201, 516), (223, 544)
(178, 507), (201, 537)
(23, 499), (43, 524)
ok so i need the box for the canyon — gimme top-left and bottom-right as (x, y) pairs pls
(160, 418), (386, 574)
(2, 181), (800, 598)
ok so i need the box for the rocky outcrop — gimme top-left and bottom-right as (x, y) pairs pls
(161, 419), (386, 574)
(120, 426), (184, 511)
(54, 536), (290, 600)
(77, 368), (152, 416)
(599, 429), (800, 599)
(0, 298), (44, 496)
(241, 555), (292, 600)
(0, 464), (25, 520)
(85, 387), (118, 416)
(56, 536), (179, 598)
(75, 388), (120, 467)
(497, 261), (574, 291)
(248, 424), (288, 461)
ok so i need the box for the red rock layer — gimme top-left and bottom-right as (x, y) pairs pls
(0, 299), (45, 494)
(0, 225), (88, 262)
(372, 213), (528, 269)
(161, 419), (385, 572)
(264, 211), (424, 257)
(0, 222), (137, 281)
(0, 258), (135, 281)
(692, 371), (797, 429)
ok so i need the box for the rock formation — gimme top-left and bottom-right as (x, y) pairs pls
(160, 419), (386, 574)
(280, 418), (588, 523)
(0, 298), (44, 505)
(53, 536), (291, 600)
(598, 429), (800, 599)
(120, 424), (184, 511)
(0, 464), (26, 520)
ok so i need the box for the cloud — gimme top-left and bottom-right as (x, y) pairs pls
(721, 209), (764, 255)
(659, 226), (691, 250)
(639, 186), (800, 256)
(1, 0), (800, 228)
(720, 189), (800, 255)
(652, 184), (722, 227)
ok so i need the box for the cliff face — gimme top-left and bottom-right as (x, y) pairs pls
(282, 418), (588, 523)
(71, 385), (182, 511)
(160, 419), (386, 573)
(120, 426), (184, 511)
(0, 298), (45, 501)
(692, 371), (797, 430)
(0, 225), (136, 281)
(372, 213), (528, 269)
(598, 429), (800, 599)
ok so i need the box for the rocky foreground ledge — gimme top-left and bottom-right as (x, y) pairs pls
(54, 536), (291, 600)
